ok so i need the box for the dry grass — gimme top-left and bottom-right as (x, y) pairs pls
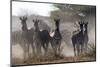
(12, 45), (96, 65)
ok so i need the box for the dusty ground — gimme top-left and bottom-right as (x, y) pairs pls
(11, 52), (96, 66)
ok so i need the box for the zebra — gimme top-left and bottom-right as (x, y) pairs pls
(33, 19), (50, 56)
(72, 21), (85, 56)
(50, 18), (62, 56)
(19, 16), (34, 61)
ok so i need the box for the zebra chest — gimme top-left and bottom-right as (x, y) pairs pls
(54, 33), (62, 40)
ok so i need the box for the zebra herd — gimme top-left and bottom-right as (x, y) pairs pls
(19, 16), (88, 61)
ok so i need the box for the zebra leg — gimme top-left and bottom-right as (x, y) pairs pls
(58, 41), (61, 56)
(53, 42), (57, 56)
(77, 44), (80, 56)
(51, 42), (56, 56)
(86, 44), (88, 53)
(51, 40), (54, 53)
(82, 44), (84, 54)
(45, 42), (49, 55)
(24, 44), (27, 62)
(37, 42), (41, 57)
(80, 44), (82, 54)
(35, 41), (39, 57)
(42, 42), (47, 56)
(79, 44), (83, 55)
(23, 49), (26, 62)
(51, 40), (58, 56)
(73, 44), (76, 56)
(31, 43), (35, 57)
(74, 47), (76, 56)
(27, 44), (30, 59)
(85, 43), (88, 53)
(51, 40), (56, 56)
(81, 43), (84, 54)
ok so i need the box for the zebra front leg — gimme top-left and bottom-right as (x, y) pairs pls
(52, 45), (56, 56)
(54, 45), (58, 57)
(23, 49), (26, 62)
(73, 44), (76, 56)
(81, 44), (84, 54)
(86, 44), (88, 53)
(42, 42), (47, 56)
(27, 44), (30, 59)
(58, 41), (61, 56)
(45, 42), (49, 55)
(31, 43), (35, 57)
(51, 42), (57, 56)
(76, 44), (80, 56)
(36, 42), (41, 58)
(84, 43), (88, 53)
(74, 47), (76, 56)
(23, 44), (27, 63)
